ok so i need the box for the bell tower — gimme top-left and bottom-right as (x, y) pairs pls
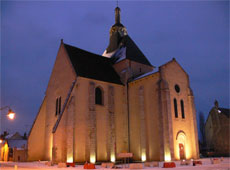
(103, 7), (127, 56)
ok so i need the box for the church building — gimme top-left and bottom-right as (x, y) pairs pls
(28, 7), (199, 163)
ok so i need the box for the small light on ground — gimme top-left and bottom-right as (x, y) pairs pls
(141, 153), (146, 162)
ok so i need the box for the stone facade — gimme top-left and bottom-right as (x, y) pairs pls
(27, 7), (199, 163)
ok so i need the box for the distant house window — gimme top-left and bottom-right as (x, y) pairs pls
(55, 97), (61, 116)
(175, 84), (180, 93)
(95, 87), (103, 105)
(181, 100), (185, 119)
(174, 98), (178, 118)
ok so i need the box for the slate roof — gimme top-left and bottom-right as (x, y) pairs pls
(64, 43), (123, 85)
(119, 35), (152, 66)
(219, 108), (230, 118)
(109, 35), (152, 67)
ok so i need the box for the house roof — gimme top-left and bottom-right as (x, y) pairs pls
(5, 132), (23, 140)
(7, 139), (27, 149)
(64, 43), (123, 85)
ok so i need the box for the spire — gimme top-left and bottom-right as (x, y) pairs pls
(103, 5), (127, 55)
(115, 7), (121, 24)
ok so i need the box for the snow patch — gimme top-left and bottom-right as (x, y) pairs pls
(133, 70), (157, 81)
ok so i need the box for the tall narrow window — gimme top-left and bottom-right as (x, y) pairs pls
(174, 98), (178, 118)
(95, 87), (103, 105)
(181, 100), (185, 119)
(58, 97), (62, 114)
(55, 97), (62, 116)
(55, 98), (58, 116)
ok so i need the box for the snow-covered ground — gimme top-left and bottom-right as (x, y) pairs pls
(0, 158), (229, 170)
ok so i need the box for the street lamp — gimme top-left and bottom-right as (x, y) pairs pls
(7, 109), (15, 120)
(0, 106), (16, 120)
(0, 106), (16, 145)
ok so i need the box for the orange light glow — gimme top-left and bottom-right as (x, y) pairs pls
(141, 152), (146, 162)
(7, 111), (15, 120)
(164, 152), (171, 162)
(110, 154), (115, 163)
(0, 139), (3, 144)
(90, 155), (96, 164)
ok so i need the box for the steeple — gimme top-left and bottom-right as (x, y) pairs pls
(115, 7), (121, 24)
(102, 6), (127, 55)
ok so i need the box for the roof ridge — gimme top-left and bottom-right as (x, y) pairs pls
(64, 43), (111, 60)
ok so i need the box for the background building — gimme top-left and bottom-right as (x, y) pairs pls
(0, 132), (27, 162)
(205, 100), (230, 156)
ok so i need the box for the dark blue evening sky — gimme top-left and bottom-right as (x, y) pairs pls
(1, 1), (229, 138)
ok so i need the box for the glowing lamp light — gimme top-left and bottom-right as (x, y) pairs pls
(67, 156), (73, 163)
(7, 109), (15, 120)
(141, 153), (146, 162)
(164, 153), (171, 162)
(90, 155), (96, 164)
(0, 139), (3, 144)
(110, 154), (115, 163)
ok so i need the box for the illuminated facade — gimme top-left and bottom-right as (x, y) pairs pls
(28, 7), (199, 163)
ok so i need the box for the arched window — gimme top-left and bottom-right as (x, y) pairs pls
(181, 100), (185, 119)
(174, 98), (178, 118)
(95, 87), (103, 105)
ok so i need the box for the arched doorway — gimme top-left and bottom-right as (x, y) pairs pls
(176, 131), (186, 160)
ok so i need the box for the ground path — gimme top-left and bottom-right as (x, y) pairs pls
(0, 158), (229, 170)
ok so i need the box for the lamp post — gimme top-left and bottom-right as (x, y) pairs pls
(0, 106), (16, 138)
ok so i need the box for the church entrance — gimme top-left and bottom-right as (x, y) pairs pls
(176, 131), (187, 160)
(179, 143), (185, 160)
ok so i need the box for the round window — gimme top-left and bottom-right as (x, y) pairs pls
(175, 84), (180, 93)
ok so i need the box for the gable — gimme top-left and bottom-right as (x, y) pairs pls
(159, 59), (189, 87)
(46, 42), (77, 95)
